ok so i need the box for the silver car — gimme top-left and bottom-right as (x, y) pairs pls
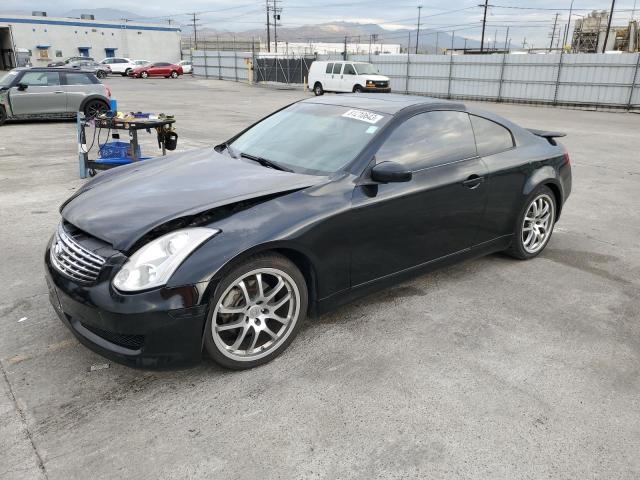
(0, 68), (111, 125)
(64, 60), (111, 79)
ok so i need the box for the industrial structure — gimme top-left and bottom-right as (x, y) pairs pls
(572, 10), (639, 53)
(0, 12), (182, 70)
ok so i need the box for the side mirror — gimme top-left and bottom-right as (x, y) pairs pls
(370, 161), (412, 183)
(16, 83), (28, 91)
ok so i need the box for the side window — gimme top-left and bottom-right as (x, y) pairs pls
(343, 64), (356, 75)
(65, 73), (93, 85)
(325, 63), (334, 74)
(470, 115), (514, 156)
(333, 63), (342, 74)
(376, 111), (477, 170)
(19, 72), (61, 87)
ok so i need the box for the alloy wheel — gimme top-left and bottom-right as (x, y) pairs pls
(212, 268), (300, 361)
(521, 194), (554, 253)
(84, 101), (108, 119)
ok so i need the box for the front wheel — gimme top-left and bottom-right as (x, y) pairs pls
(96, 70), (107, 79)
(0, 106), (6, 126)
(170, 70), (179, 78)
(353, 85), (363, 93)
(204, 253), (308, 370)
(505, 185), (557, 259)
(141, 71), (148, 79)
(313, 82), (324, 96)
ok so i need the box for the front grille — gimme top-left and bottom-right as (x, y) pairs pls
(50, 224), (106, 283)
(375, 81), (389, 88)
(81, 322), (145, 350)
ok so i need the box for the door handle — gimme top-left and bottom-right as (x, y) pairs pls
(54, 91), (65, 94)
(462, 174), (485, 189)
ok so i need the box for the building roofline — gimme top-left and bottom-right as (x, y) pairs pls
(0, 15), (180, 32)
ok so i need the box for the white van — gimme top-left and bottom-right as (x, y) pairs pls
(308, 61), (391, 95)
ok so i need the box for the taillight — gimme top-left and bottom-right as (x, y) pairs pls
(105, 86), (112, 98)
(563, 152), (570, 165)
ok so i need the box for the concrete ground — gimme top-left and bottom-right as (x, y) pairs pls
(0, 76), (639, 480)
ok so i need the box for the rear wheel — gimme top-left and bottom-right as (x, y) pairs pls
(96, 70), (107, 79)
(313, 82), (324, 96)
(505, 185), (557, 259)
(124, 68), (132, 76)
(141, 71), (148, 79)
(83, 99), (109, 119)
(204, 253), (308, 370)
(170, 70), (179, 78)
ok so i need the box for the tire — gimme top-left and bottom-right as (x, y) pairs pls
(124, 68), (132, 76)
(141, 71), (148, 79)
(353, 85), (363, 93)
(313, 82), (324, 96)
(83, 99), (109, 119)
(0, 106), (6, 126)
(505, 185), (557, 260)
(203, 253), (308, 370)
(96, 70), (107, 79)
(170, 70), (178, 78)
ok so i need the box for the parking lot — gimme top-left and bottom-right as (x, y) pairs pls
(1, 76), (639, 479)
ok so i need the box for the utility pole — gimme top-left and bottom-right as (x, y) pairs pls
(503, 26), (510, 51)
(343, 35), (347, 60)
(563, 0), (574, 48)
(273, 0), (280, 53)
(416, 5), (422, 54)
(602, 0), (616, 53)
(493, 28), (498, 50)
(480, 0), (489, 53)
(266, 0), (271, 52)
(549, 13), (559, 51)
(191, 13), (200, 50)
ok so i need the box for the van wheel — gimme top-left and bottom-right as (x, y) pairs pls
(353, 85), (363, 93)
(313, 83), (324, 96)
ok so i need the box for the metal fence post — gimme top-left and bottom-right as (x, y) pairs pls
(218, 48), (222, 80)
(233, 37), (238, 82)
(405, 32), (411, 94)
(497, 53), (507, 102)
(447, 52), (454, 99)
(553, 51), (564, 105)
(627, 52), (640, 110)
(203, 50), (208, 78)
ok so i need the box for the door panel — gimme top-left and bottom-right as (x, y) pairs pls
(10, 72), (66, 115)
(350, 157), (489, 285)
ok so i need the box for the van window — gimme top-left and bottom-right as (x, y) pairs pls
(325, 63), (334, 74)
(332, 63), (342, 74)
(343, 64), (356, 75)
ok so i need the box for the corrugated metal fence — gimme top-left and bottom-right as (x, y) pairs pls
(189, 49), (640, 109)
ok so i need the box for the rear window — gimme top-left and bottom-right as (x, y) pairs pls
(470, 115), (514, 156)
(65, 73), (95, 85)
(325, 63), (333, 74)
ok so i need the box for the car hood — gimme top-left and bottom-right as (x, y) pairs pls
(364, 74), (390, 81)
(62, 149), (325, 251)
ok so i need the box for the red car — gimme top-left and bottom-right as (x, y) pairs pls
(130, 62), (183, 79)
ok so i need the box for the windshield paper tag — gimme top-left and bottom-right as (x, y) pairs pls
(342, 109), (383, 124)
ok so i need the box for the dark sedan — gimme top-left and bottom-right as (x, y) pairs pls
(45, 94), (571, 370)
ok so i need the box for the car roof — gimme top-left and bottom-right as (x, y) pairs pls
(302, 93), (465, 115)
(13, 67), (94, 73)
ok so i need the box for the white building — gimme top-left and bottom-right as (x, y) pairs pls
(0, 13), (182, 70)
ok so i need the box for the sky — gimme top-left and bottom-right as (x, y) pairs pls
(3, 0), (639, 48)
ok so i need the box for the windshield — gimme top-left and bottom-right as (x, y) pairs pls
(354, 63), (379, 75)
(229, 103), (388, 175)
(0, 71), (18, 88)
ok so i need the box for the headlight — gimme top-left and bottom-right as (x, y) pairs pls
(366, 80), (375, 87)
(113, 227), (219, 292)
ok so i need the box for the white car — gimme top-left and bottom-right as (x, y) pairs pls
(98, 57), (138, 76)
(177, 60), (192, 74)
(308, 61), (391, 95)
(133, 59), (151, 67)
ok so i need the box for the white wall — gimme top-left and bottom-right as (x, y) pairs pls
(0, 15), (181, 64)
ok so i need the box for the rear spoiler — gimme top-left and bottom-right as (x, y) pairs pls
(527, 128), (566, 145)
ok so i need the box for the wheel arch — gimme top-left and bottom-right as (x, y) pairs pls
(522, 166), (564, 221)
(78, 94), (109, 113)
(197, 242), (320, 318)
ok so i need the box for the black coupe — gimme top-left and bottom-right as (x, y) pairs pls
(45, 94), (572, 370)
